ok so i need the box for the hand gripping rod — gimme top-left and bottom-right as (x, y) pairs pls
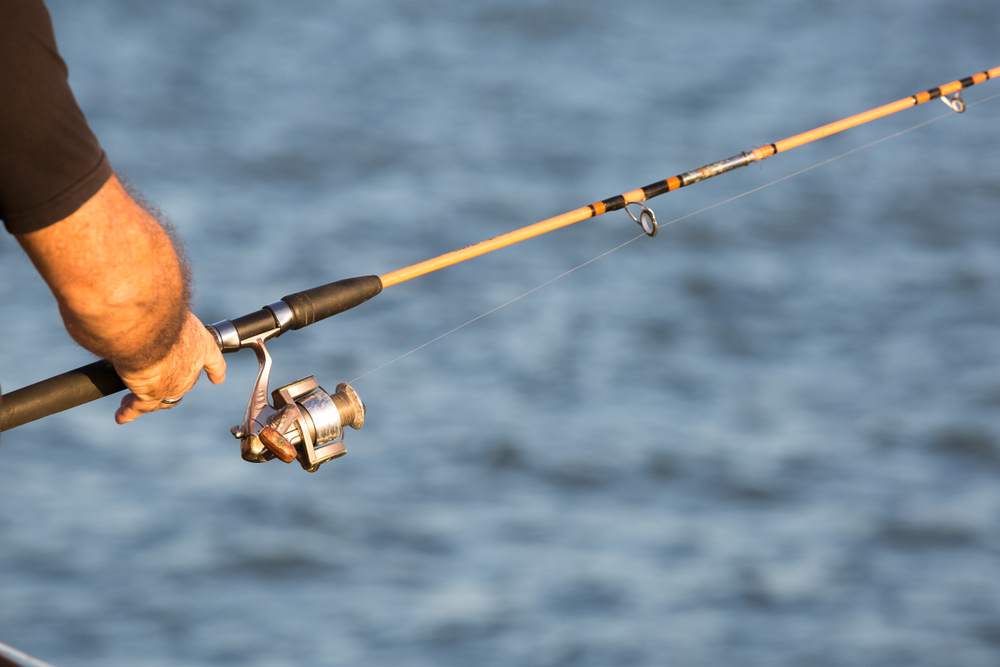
(0, 276), (382, 431)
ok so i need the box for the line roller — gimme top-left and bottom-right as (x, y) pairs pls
(1, 66), (997, 471)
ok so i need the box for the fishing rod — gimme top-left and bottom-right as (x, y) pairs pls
(1, 66), (997, 471)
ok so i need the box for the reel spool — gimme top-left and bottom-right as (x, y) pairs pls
(230, 330), (365, 472)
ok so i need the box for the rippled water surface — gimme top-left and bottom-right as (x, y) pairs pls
(2, 1), (1000, 665)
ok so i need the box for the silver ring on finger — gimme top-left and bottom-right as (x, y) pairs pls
(161, 396), (183, 406)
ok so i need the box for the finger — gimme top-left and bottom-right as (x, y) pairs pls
(115, 394), (162, 424)
(204, 344), (227, 385)
(115, 405), (137, 425)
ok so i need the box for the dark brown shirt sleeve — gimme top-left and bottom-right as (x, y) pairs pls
(0, 0), (113, 234)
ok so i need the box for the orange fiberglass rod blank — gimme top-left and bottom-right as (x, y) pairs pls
(379, 66), (1000, 289)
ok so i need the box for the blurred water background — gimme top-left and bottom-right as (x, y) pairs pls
(2, 1), (1000, 665)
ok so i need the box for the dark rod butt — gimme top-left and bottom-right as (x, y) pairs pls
(1, 360), (125, 432)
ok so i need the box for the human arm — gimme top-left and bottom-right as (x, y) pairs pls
(16, 174), (225, 424)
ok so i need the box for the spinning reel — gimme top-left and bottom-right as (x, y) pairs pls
(228, 329), (365, 472)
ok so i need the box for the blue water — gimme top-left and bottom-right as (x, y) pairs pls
(2, 1), (1000, 665)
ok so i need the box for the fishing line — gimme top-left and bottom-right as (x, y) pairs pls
(349, 233), (646, 384)
(350, 89), (1000, 385)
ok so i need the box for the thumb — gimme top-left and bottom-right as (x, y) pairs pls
(203, 340), (227, 385)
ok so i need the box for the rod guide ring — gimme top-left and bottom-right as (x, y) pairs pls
(624, 202), (658, 237)
(942, 92), (966, 113)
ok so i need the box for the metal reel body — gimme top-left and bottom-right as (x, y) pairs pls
(272, 377), (348, 471)
(232, 330), (364, 472)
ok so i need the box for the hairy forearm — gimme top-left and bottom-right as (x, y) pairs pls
(17, 174), (189, 372)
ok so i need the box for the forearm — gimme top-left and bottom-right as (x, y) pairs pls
(16, 174), (189, 371)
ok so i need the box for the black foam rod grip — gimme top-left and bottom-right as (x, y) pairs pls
(281, 275), (383, 330)
(0, 359), (125, 432)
